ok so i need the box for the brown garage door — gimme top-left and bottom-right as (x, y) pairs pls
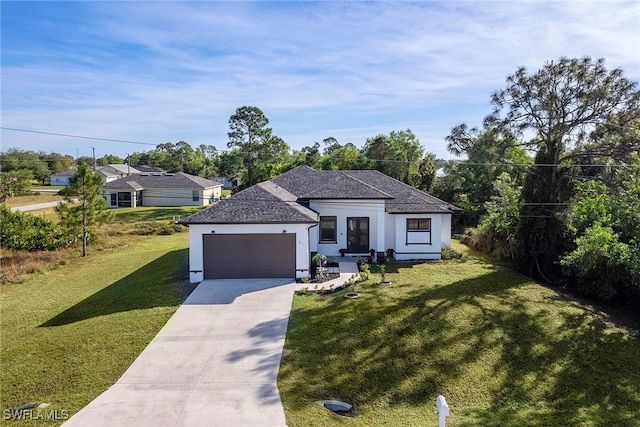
(203, 233), (296, 279)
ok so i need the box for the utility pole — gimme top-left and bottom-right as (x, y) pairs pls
(92, 146), (96, 171)
(126, 153), (130, 175)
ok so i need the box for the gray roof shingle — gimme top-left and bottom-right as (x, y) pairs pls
(179, 166), (458, 225)
(178, 181), (318, 224)
(103, 172), (221, 190)
(342, 170), (459, 213)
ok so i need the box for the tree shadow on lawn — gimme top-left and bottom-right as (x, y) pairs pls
(40, 249), (195, 327)
(279, 269), (640, 426)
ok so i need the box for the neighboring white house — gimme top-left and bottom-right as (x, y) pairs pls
(210, 177), (241, 189)
(50, 169), (76, 186)
(179, 166), (459, 282)
(98, 164), (141, 178)
(95, 168), (120, 183)
(102, 172), (222, 208)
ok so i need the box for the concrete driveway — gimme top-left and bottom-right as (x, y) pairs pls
(63, 279), (296, 427)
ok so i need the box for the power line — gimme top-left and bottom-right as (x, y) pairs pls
(3, 126), (635, 168)
(1, 127), (158, 147)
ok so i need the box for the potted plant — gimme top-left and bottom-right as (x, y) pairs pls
(312, 252), (327, 267)
(369, 248), (376, 257)
(339, 248), (347, 257)
(345, 281), (360, 299)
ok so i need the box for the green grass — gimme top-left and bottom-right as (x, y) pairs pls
(0, 233), (195, 426)
(279, 242), (640, 426)
(111, 205), (205, 223)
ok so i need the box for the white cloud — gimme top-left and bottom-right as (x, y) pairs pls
(2, 1), (638, 158)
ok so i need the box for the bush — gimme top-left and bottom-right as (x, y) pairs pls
(441, 246), (464, 260)
(57, 186), (75, 196)
(0, 205), (76, 251)
(358, 262), (370, 281)
(131, 221), (185, 236)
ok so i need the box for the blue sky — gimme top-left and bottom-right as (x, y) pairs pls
(2, 1), (639, 160)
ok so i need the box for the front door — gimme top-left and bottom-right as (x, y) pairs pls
(347, 217), (369, 253)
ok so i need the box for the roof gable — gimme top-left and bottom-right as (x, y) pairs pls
(103, 172), (221, 190)
(179, 166), (458, 225)
(179, 181), (317, 224)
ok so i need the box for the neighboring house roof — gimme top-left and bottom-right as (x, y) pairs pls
(100, 164), (142, 175)
(50, 169), (76, 177)
(180, 181), (318, 224)
(96, 169), (120, 179)
(135, 165), (166, 173)
(102, 172), (222, 191)
(179, 166), (458, 225)
(340, 170), (459, 214)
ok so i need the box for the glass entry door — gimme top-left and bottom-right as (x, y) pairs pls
(347, 217), (369, 253)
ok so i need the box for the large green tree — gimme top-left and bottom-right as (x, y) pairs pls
(0, 148), (51, 184)
(227, 106), (273, 187)
(436, 126), (529, 228)
(561, 158), (640, 307)
(362, 130), (424, 185)
(485, 57), (639, 280)
(56, 163), (112, 256)
(0, 169), (33, 202)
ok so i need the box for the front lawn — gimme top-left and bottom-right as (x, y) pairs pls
(0, 233), (195, 426)
(279, 242), (640, 426)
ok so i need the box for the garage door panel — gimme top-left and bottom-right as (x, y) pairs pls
(203, 234), (295, 279)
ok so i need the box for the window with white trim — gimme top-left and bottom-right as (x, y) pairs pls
(406, 218), (431, 245)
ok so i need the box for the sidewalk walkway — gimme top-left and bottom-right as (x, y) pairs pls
(63, 279), (296, 427)
(293, 259), (360, 292)
(10, 199), (75, 212)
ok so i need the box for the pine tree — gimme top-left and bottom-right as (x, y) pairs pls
(56, 163), (112, 256)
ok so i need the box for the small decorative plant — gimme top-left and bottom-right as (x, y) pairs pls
(379, 264), (391, 285)
(312, 252), (327, 266)
(339, 248), (347, 257)
(359, 262), (370, 281)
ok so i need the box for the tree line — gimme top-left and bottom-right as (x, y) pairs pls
(439, 57), (639, 315)
(1, 111), (440, 195)
(2, 56), (638, 314)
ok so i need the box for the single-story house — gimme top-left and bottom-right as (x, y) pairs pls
(178, 166), (458, 282)
(50, 169), (76, 186)
(210, 176), (241, 189)
(102, 172), (222, 208)
(99, 164), (141, 178)
(96, 168), (120, 183)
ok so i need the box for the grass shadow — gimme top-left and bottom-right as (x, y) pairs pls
(279, 261), (640, 426)
(41, 249), (195, 326)
(112, 206), (205, 223)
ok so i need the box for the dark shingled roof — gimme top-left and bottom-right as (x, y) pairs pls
(342, 170), (458, 213)
(103, 172), (221, 190)
(178, 181), (318, 224)
(179, 166), (458, 225)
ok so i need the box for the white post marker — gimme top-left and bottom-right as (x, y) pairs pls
(436, 395), (450, 427)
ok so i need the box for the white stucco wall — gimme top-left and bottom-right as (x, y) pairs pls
(143, 188), (209, 206)
(51, 176), (70, 186)
(309, 199), (386, 257)
(186, 223), (312, 283)
(441, 214), (452, 248)
(390, 213), (446, 261)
